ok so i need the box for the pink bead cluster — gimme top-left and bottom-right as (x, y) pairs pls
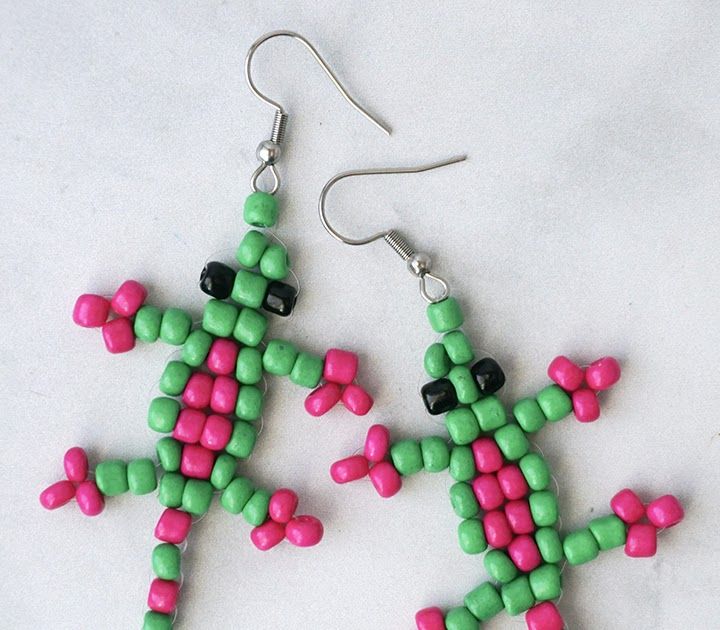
(251, 489), (324, 551)
(547, 355), (621, 422)
(611, 488), (684, 558)
(39, 447), (104, 516)
(72, 280), (147, 353)
(304, 349), (373, 417)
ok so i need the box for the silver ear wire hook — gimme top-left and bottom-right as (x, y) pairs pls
(245, 30), (391, 194)
(318, 156), (467, 303)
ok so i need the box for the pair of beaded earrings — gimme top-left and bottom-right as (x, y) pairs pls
(41, 31), (684, 630)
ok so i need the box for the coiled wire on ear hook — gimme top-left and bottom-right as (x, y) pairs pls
(318, 156), (467, 303)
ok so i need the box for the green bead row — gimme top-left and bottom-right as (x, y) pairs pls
(134, 306), (192, 346)
(263, 339), (324, 389)
(95, 458), (157, 497)
(219, 477), (270, 525)
(513, 385), (573, 433)
(389, 437), (451, 476)
(197, 299), (268, 347)
(563, 514), (627, 565)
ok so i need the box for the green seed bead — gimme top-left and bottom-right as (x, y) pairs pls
(513, 397), (546, 433)
(464, 582), (504, 622)
(134, 305), (163, 343)
(449, 446), (476, 481)
(536, 385), (572, 422)
(210, 453), (237, 490)
(420, 436), (450, 472)
(202, 299), (239, 337)
(231, 269), (268, 309)
(159, 361), (192, 396)
(243, 488), (270, 526)
(427, 297), (464, 333)
(220, 476), (254, 514)
(442, 330), (475, 365)
(181, 329), (213, 367)
(450, 482), (479, 518)
(424, 342), (451, 378)
(235, 347), (263, 385)
(225, 420), (257, 458)
(182, 479), (214, 515)
(500, 575), (535, 616)
(236, 229), (269, 267)
(484, 549), (518, 584)
(147, 397), (180, 433)
(390, 440), (424, 476)
(289, 352), (324, 388)
(143, 611), (172, 630)
(233, 307), (268, 347)
(458, 518), (487, 554)
(563, 529), (600, 565)
(95, 460), (128, 497)
(159, 308), (192, 345)
(445, 408), (480, 445)
(448, 365), (480, 404)
(127, 458), (157, 495)
(444, 607), (478, 630)
(235, 385), (263, 421)
(519, 453), (551, 491)
(152, 543), (181, 581)
(588, 514), (627, 550)
(158, 472), (186, 508)
(262, 339), (298, 376)
(244, 191), (279, 228)
(471, 396), (508, 432)
(529, 490), (559, 527)
(528, 563), (562, 601)
(493, 423), (530, 461)
(259, 244), (289, 280)
(535, 527), (564, 564)
(156, 437), (182, 472)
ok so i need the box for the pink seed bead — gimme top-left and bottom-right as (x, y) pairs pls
(364, 424), (391, 462)
(611, 488), (645, 524)
(199, 414), (233, 451)
(285, 515), (324, 547)
(472, 438), (504, 473)
(525, 602), (564, 630)
(323, 348), (359, 385)
(472, 474), (505, 511)
(181, 372), (214, 409)
(547, 355), (585, 391)
(497, 464), (528, 500)
(39, 480), (76, 510)
(154, 508), (192, 544)
(508, 534), (542, 572)
(369, 461), (402, 498)
(206, 339), (239, 376)
(415, 607), (445, 630)
(646, 495), (684, 528)
(625, 523), (658, 558)
(75, 480), (104, 516)
(250, 520), (286, 550)
(483, 510), (513, 549)
(180, 444), (215, 479)
(341, 383), (374, 415)
(304, 382), (342, 417)
(63, 447), (89, 482)
(72, 294), (110, 327)
(147, 578), (179, 614)
(330, 455), (370, 484)
(111, 280), (147, 317)
(505, 499), (535, 535)
(102, 317), (135, 353)
(210, 375), (239, 415)
(585, 356), (621, 391)
(173, 409), (207, 444)
(268, 489), (299, 524)
(572, 388), (600, 422)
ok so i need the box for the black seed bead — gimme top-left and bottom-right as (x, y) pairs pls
(421, 378), (458, 415)
(470, 357), (506, 396)
(262, 281), (297, 317)
(199, 261), (236, 300)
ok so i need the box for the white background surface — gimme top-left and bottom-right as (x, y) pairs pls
(1, 2), (719, 629)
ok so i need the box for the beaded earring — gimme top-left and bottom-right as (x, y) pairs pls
(320, 158), (685, 630)
(39, 31), (389, 630)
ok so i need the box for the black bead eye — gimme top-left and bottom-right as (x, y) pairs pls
(421, 378), (458, 415)
(470, 358), (505, 396)
(262, 281), (297, 317)
(199, 262), (236, 300)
